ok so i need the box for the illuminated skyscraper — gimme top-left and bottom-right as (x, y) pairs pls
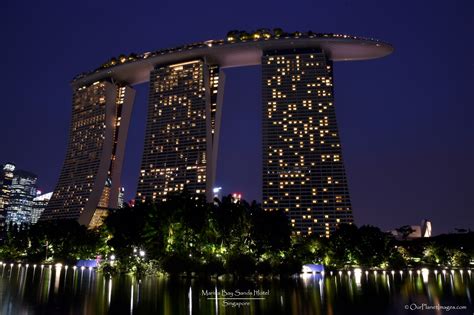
(1, 163), (16, 234)
(262, 49), (353, 236)
(118, 187), (125, 208)
(47, 30), (391, 229)
(5, 169), (37, 226)
(136, 60), (224, 202)
(1, 163), (38, 228)
(41, 80), (135, 227)
(32, 191), (52, 224)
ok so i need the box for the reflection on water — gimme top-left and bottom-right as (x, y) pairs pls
(0, 264), (473, 314)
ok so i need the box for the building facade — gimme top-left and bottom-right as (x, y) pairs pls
(262, 49), (353, 236)
(136, 60), (225, 202)
(40, 80), (135, 227)
(45, 30), (392, 233)
(0, 164), (15, 232)
(32, 191), (52, 224)
(1, 163), (38, 228)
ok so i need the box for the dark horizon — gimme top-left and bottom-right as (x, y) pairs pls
(1, 0), (472, 235)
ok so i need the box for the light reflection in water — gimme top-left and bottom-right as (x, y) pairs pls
(421, 268), (429, 283)
(354, 268), (362, 288)
(215, 286), (218, 314)
(188, 286), (192, 315)
(107, 278), (112, 306)
(130, 283), (134, 314)
(0, 266), (472, 315)
(54, 265), (61, 293)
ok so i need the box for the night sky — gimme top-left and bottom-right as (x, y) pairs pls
(1, 0), (472, 234)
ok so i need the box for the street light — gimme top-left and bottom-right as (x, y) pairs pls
(139, 250), (145, 257)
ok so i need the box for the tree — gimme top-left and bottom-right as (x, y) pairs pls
(211, 195), (253, 254)
(105, 201), (148, 259)
(450, 250), (470, 267)
(355, 225), (391, 267)
(396, 225), (415, 240)
(15, 220), (106, 263)
(325, 224), (359, 268)
(251, 208), (291, 256)
(273, 28), (284, 37)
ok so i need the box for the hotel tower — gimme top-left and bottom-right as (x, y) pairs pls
(262, 49), (352, 236)
(42, 30), (392, 235)
(41, 81), (135, 228)
(136, 61), (224, 202)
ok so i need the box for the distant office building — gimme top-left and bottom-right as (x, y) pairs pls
(212, 187), (222, 201)
(262, 50), (353, 237)
(0, 164), (38, 227)
(0, 163), (15, 232)
(118, 187), (125, 208)
(32, 191), (52, 224)
(231, 192), (242, 203)
(41, 81), (135, 228)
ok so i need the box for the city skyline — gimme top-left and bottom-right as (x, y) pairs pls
(1, 0), (472, 234)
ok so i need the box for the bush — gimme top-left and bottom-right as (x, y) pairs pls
(100, 261), (118, 277)
(451, 250), (470, 268)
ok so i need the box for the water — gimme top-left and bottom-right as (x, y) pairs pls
(0, 264), (473, 314)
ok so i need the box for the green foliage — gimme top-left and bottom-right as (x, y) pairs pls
(423, 244), (449, 266)
(325, 224), (359, 268)
(0, 223), (29, 260)
(395, 225), (415, 240)
(3, 192), (472, 277)
(273, 28), (284, 37)
(387, 247), (408, 269)
(105, 202), (149, 259)
(0, 220), (106, 263)
(450, 250), (470, 267)
(355, 225), (392, 267)
(300, 224), (402, 269)
(104, 192), (293, 276)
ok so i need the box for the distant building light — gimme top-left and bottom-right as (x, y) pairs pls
(3, 163), (15, 172)
(231, 193), (242, 203)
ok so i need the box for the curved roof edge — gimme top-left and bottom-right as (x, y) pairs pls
(72, 33), (393, 88)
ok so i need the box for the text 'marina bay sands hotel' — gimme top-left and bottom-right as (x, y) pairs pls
(41, 29), (393, 236)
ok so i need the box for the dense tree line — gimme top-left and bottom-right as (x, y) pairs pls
(297, 224), (473, 270)
(104, 193), (295, 277)
(0, 193), (472, 276)
(0, 220), (106, 264)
